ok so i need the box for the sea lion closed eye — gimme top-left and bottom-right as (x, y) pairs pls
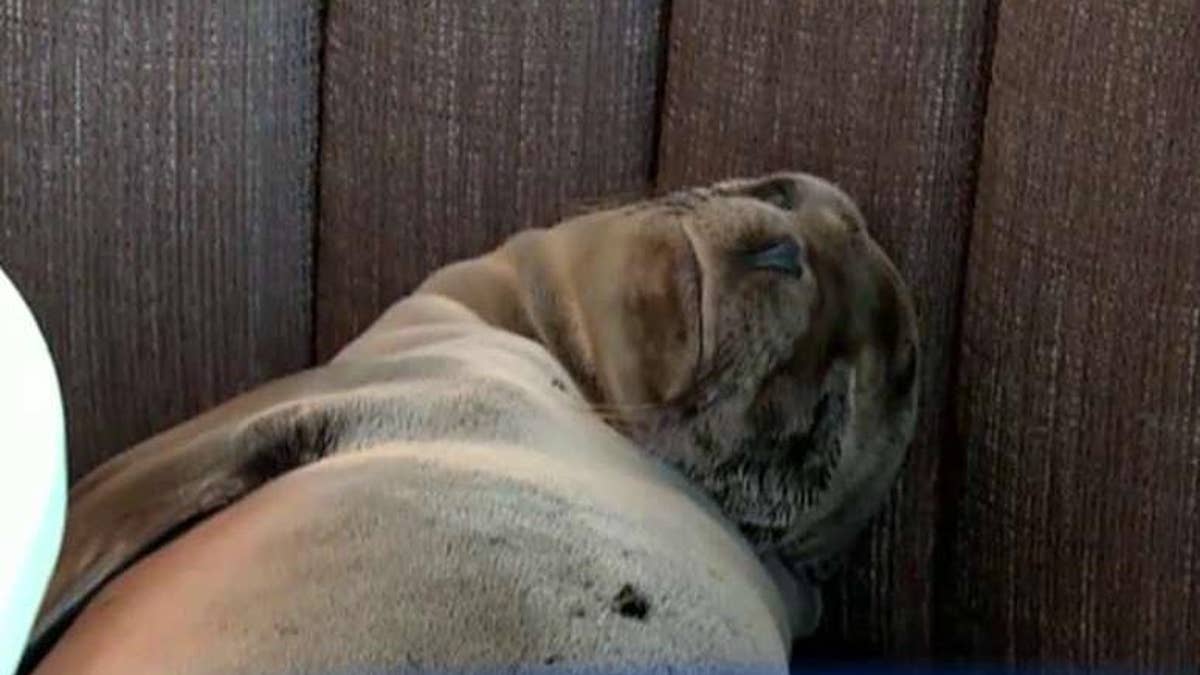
(23, 172), (918, 674)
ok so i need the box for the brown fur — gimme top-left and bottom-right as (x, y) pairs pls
(421, 172), (920, 561)
(24, 172), (919, 674)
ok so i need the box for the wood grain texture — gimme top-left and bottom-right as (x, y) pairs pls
(316, 0), (665, 359)
(658, 1), (994, 658)
(0, 1), (320, 481)
(946, 1), (1200, 668)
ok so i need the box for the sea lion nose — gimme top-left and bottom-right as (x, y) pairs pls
(798, 176), (867, 232)
(787, 173), (840, 202)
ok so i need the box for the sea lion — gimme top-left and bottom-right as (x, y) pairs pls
(23, 172), (919, 674)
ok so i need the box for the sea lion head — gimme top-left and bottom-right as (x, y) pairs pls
(420, 171), (920, 571)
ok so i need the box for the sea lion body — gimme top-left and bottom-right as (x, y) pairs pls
(33, 296), (795, 674)
(25, 173), (919, 674)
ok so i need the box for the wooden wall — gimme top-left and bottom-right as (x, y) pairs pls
(0, 1), (320, 480)
(1, 0), (1196, 669)
(316, 0), (665, 359)
(944, 2), (1200, 668)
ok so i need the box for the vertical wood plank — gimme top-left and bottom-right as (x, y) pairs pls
(947, 1), (1200, 668)
(0, 1), (320, 480)
(316, 0), (665, 359)
(658, 0), (994, 658)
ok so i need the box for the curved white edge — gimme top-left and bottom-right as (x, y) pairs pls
(0, 266), (68, 674)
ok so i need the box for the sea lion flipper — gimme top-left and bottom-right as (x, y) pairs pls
(22, 375), (349, 670)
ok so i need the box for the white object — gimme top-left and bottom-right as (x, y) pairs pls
(0, 266), (66, 674)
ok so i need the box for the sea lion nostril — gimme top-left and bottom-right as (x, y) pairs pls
(740, 176), (799, 210)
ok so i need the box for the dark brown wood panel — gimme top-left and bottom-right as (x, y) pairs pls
(0, 2), (320, 481)
(946, 2), (1200, 668)
(658, 1), (995, 658)
(316, 0), (665, 359)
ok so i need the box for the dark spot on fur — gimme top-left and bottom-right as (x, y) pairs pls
(543, 654), (563, 665)
(487, 535), (505, 546)
(550, 377), (567, 392)
(611, 584), (651, 620)
(570, 606), (586, 618)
